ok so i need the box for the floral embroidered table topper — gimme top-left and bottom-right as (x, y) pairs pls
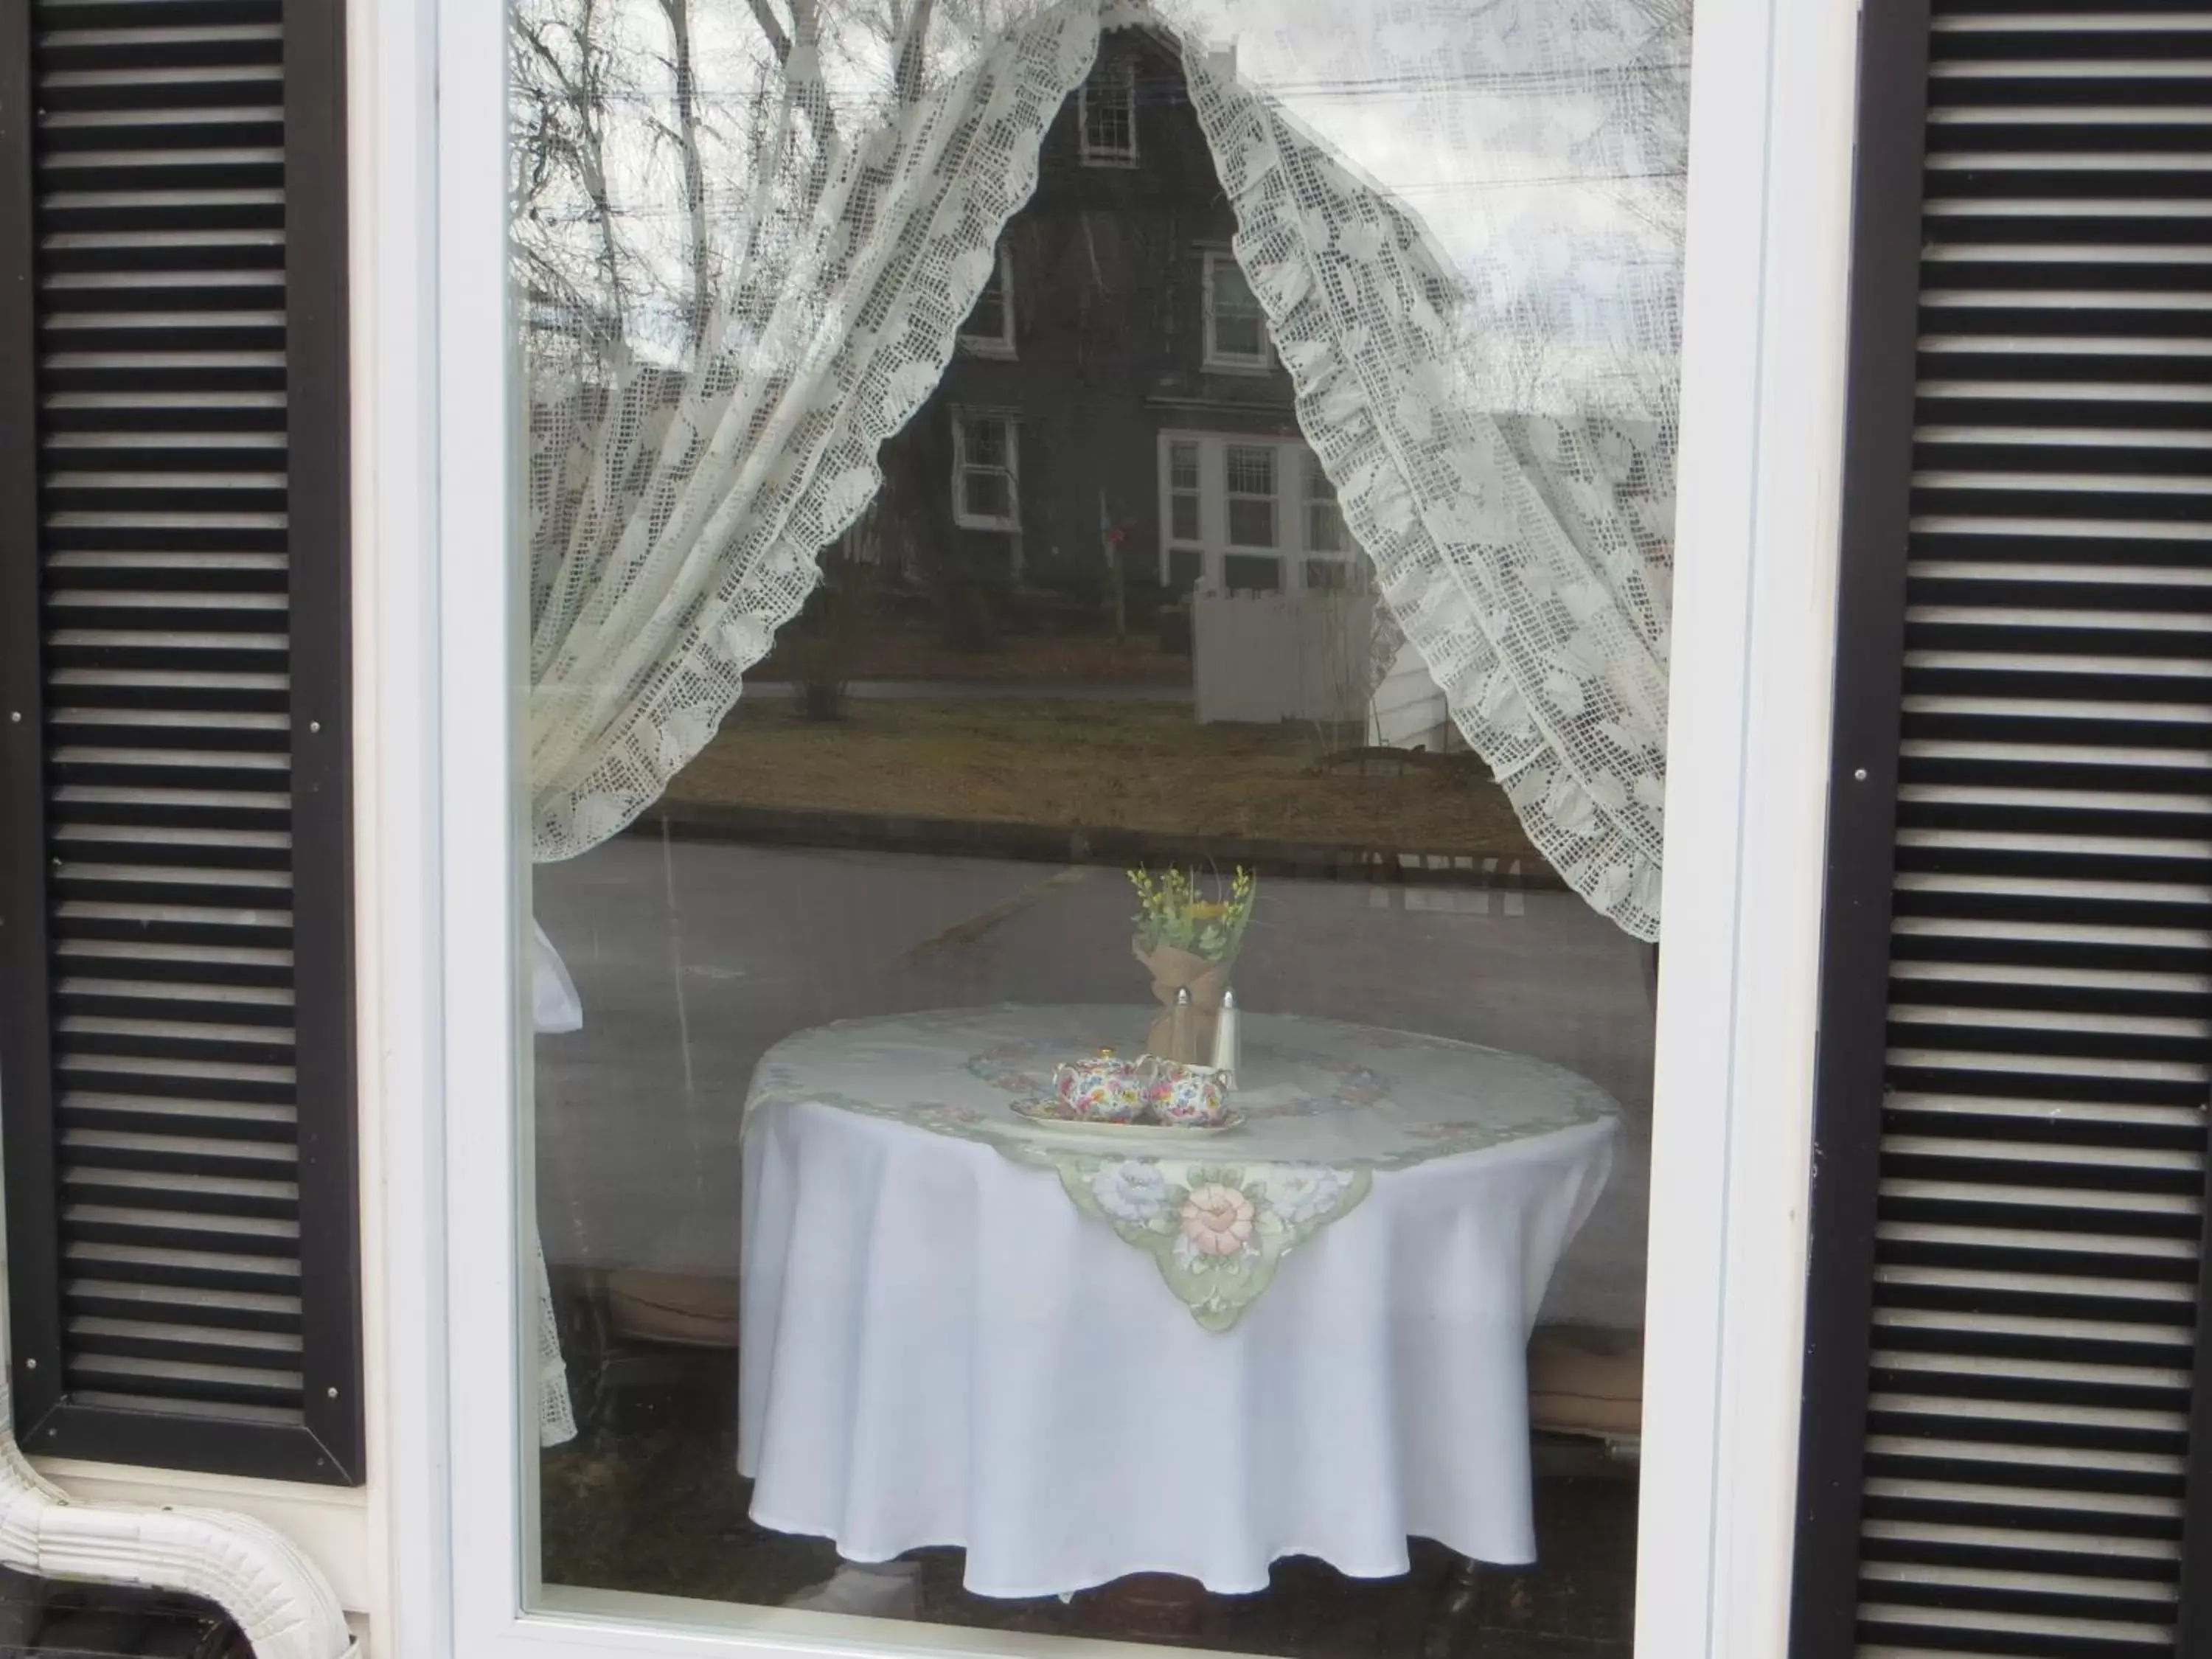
(744, 1005), (1621, 1332)
(1062, 1157), (1369, 1331)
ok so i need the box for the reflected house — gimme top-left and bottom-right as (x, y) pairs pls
(855, 32), (1359, 641)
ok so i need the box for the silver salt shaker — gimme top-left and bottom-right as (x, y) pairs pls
(1211, 987), (1240, 1089)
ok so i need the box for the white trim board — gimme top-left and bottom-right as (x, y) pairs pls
(1632, 0), (1858, 1654)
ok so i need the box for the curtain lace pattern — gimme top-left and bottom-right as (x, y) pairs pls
(1169, 3), (1686, 937)
(524, 0), (1684, 932)
(526, 1), (1101, 861)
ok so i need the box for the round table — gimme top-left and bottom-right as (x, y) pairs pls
(737, 1004), (1621, 1598)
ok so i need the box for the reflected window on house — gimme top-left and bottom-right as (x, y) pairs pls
(959, 248), (1016, 358)
(953, 411), (1018, 530)
(1225, 443), (1277, 548)
(1204, 251), (1268, 371)
(1167, 439), (1203, 551)
(1302, 558), (1362, 594)
(1079, 59), (1136, 164)
(1223, 552), (1284, 593)
(1305, 451), (1346, 554)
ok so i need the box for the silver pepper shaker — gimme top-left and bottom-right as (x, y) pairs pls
(1169, 985), (1196, 1064)
(1211, 987), (1240, 1089)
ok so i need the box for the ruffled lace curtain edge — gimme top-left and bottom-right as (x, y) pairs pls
(528, 4), (1105, 863)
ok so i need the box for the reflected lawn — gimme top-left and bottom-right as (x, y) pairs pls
(665, 697), (1542, 864)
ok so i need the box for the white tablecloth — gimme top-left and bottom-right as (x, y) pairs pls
(738, 1005), (1619, 1596)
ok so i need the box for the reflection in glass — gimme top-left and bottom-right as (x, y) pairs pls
(1205, 251), (1270, 369)
(1225, 444), (1278, 549)
(513, 1), (1688, 1653)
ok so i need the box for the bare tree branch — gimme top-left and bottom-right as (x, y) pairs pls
(513, 0), (631, 341)
(745, 0), (792, 60)
(653, 0), (714, 347)
(893, 0), (934, 104)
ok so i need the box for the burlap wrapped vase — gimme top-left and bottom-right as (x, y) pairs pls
(1133, 940), (1233, 1064)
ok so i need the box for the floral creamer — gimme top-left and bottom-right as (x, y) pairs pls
(1141, 1058), (1230, 1127)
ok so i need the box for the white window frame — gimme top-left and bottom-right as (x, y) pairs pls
(1303, 451), (1349, 563)
(360, 2), (1870, 1657)
(957, 247), (1017, 358)
(950, 407), (1020, 530)
(1201, 249), (1270, 374)
(1077, 58), (1137, 167)
(1158, 432), (1354, 596)
(1164, 436), (1204, 556)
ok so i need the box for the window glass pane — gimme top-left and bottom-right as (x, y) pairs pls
(963, 260), (1007, 343)
(962, 468), (1010, 521)
(1225, 443), (1274, 496)
(967, 417), (1007, 468)
(1225, 445), (1277, 547)
(1082, 61), (1135, 159)
(1303, 557), (1357, 593)
(1226, 496), (1276, 547)
(1210, 260), (1266, 361)
(512, 2), (1692, 1655)
(1223, 552), (1284, 592)
(1306, 453), (1346, 552)
(1171, 492), (1201, 542)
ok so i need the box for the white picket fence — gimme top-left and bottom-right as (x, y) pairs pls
(1191, 588), (1374, 725)
(1191, 589), (1457, 752)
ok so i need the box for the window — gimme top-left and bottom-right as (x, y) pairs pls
(951, 410), (1019, 529)
(958, 247), (1015, 358)
(1303, 453), (1357, 590)
(1078, 58), (1136, 164)
(440, 4), (1869, 1659)
(1168, 439), (1202, 545)
(1305, 452), (1346, 555)
(1161, 435), (1352, 594)
(1204, 251), (1269, 372)
(1224, 442), (1278, 552)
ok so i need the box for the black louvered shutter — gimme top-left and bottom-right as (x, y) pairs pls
(0, 0), (359, 1484)
(1794, 1), (2212, 1654)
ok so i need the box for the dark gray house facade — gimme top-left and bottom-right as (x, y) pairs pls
(857, 29), (1352, 640)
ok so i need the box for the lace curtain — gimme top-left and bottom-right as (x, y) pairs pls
(521, 0), (1686, 931)
(524, 0), (1100, 861)
(1167, 0), (1686, 938)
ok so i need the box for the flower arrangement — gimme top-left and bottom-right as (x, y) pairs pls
(1129, 866), (1256, 1063)
(1128, 866), (1256, 961)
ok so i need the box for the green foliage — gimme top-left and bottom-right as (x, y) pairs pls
(1128, 866), (1256, 960)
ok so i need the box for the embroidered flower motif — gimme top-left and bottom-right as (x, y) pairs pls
(1179, 1183), (1257, 1259)
(1089, 1161), (1169, 1225)
(1267, 1165), (1351, 1226)
(914, 1102), (983, 1129)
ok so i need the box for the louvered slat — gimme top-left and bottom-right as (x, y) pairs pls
(1826, 3), (2212, 1655)
(27, 0), (304, 1435)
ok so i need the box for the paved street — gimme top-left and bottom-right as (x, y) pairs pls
(532, 830), (1655, 1332)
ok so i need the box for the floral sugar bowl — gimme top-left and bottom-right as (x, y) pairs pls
(1053, 1050), (1146, 1122)
(1141, 1058), (1230, 1128)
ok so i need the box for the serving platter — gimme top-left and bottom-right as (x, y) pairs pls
(1010, 1100), (1245, 1138)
